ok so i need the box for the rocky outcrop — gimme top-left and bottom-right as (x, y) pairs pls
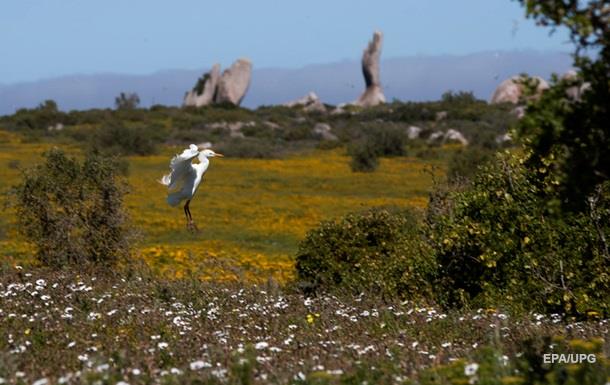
(312, 123), (338, 141)
(490, 75), (549, 104)
(184, 59), (252, 107)
(562, 70), (591, 101)
(495, 133), (512, 145)
(354, 31), (386, 107)
(215, 59), (252, 105)
(427, 129), (469, 146)
(184, 64), (221, 107)
(444, 129), (469, 146)
(406, 126), (422, 139)
(284, 92), (326, 113)
(205, 121), (256, 138)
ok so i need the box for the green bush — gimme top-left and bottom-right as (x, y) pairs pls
(446, 146), (495, 182)
(214, 137), (284, 158)
(6, 100), (65, 131)
(428, 150), (610, 316)
(348, 139), (379, 172)
(11, 149), (131, 267)
(347, 125), (407, 172)
(89, 123), (167, 155)
(295, 207), (435, 298)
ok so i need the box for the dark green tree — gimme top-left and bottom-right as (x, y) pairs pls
(515, 0), (610, 210)
(114, 92), (140, 110)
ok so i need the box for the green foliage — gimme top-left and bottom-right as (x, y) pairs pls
(295, 207), (435, 298)
(193, 73), (211, 94)
(518, 68), (610, 211)
(348, 139), (379, 172)
(89, 123), (168, 156)
(440, 90), (477, 105)
(11, 149), (131, 267)
(6, 100), (64, 131)
(447, 146), (495, 182)
(347, 125), (407, 172)
(214, 137), (285, 159)
(514, 0), (610, 211)
(428, 151), (610, 316)
(114, 92), (140, 110)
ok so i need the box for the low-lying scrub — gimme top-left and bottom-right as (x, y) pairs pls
(0, 265), (607, 384)
(9, 149), (131, 267)
(295, 207), (434, 298)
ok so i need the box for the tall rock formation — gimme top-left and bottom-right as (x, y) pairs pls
(215, 59), (252, 105)
(183, 59), (251, 107)
(354, 31), (386, 107)
(184, 64), (221, 107)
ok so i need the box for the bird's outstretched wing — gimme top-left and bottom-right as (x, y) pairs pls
(159, 144), (199, 190)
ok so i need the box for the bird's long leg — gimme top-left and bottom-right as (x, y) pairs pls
(187, 203), (199, 232)
(184, 200), (198, 232)
(184, 200), (192, 230)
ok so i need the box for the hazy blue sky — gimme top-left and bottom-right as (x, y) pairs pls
(1, 0), (572, 84)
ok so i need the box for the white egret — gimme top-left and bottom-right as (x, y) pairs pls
(159, 144), (223, 230)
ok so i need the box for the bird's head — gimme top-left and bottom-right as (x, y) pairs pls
(199, 149), (224, 159)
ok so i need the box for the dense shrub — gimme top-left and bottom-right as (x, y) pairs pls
(214, 137), (284, 159)
(11, 149), (131, 267)
(295, 207), (435, 298)
(446, 146), (495, 182)
(348, 139), (379, 172)
(5, 100), (65, 131)
(89, 123), (167, 155)
(428, 151), (610, 316)
(347, 124), (407, 172)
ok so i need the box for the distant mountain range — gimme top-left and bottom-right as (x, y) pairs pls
(0, 50), (573, 115)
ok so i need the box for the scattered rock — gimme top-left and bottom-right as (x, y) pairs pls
(330, 106), (346, 115)
(428, 131), (445, 143)
(444, 129), (469, 146)
(184, 59), (252, 107)
(495, 133), (512, 145)
(427, 129), (468, 146)
(562, 70), (591, 101)
(205, 121), (255, 138)
(511, 106), (526, 119)
(490, 75), (549, 104)
(436, 111), (448, 121)
(312, 123), (338, 141)
(264, 121), (281, 130)
(284, 92), (326, 113)
(406, 126), (422, 139)
(353, 31), (386, 107)
(47, 123), (64, 132)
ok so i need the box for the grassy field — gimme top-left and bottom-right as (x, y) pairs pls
(1, 129), (608, 384)
(0, 129), (445, 282)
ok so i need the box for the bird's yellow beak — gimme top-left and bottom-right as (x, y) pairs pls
(214, 153), (224, 158)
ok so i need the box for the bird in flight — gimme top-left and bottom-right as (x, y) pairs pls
(160, 144), (223, 231)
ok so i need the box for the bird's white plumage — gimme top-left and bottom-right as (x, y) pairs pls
(160, 144), (199, 190)
(160, 145), (219, 208)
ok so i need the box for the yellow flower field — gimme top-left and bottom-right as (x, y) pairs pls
(0, 130), (446, 282)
